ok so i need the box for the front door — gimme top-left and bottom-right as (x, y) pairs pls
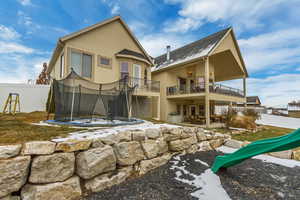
(133, 64), (141, 87)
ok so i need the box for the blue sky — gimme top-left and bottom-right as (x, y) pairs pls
(1, 0), (300, 107)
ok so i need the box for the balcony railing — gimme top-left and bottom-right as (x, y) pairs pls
(167, 82), (244, 98)
(125, 76), (160, 93)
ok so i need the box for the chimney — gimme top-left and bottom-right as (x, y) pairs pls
(166, 45), (171, 61)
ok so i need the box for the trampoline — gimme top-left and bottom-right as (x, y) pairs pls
(46, 69), (143, 127)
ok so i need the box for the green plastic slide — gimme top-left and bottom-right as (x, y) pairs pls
(211, 128), (300, 173)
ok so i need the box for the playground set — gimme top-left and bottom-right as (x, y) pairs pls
(212, 128), (300, 173)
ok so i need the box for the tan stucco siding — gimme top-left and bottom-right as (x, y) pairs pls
(59, 20), (150, 83)
(212, 32), (244, 73)
(51, 48), (66, 80)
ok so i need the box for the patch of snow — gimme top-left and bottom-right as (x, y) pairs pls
(217, 146), (300, 168)
(269, 174), (287, 182)
(256, 114), (300, 129)
(194, 159), (209, 167)
(31, 121), (60, 127)
(170, 156), (231, 200)
(52, 122), (180, 142)
(152, 43), (216, 72)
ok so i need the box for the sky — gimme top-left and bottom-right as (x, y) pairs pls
(1, 0), (300, 107)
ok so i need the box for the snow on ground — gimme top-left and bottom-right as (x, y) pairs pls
(256, 114), (300, 129)
(52, 121), (179, 142)
(170, 155), (231, 200)
(217, 146), (300, 168)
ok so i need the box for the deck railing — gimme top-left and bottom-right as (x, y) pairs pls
(166, 82), (244, 97)
(126, 76), (160, 93)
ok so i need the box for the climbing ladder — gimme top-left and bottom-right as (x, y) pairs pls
(3, 93), (21, 114)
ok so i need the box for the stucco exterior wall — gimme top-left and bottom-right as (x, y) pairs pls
(60, 20), (150, 83)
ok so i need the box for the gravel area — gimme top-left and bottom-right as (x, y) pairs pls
(84, 150), (300, 200)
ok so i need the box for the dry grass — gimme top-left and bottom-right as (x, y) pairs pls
(0, 111), (78, 145)
(231, 125), (294, 142)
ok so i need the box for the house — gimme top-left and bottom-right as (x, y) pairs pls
(288, 101), (300, 118)
(46, 16), (160, 120)
(152, 28), (248, 127)
(246, 96), (261, 107)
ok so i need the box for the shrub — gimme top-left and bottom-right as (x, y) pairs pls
(242, 108), (261, 120)
(221, 108), (238, 128)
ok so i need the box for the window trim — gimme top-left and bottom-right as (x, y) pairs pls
(98, 55), (112, 69)
(60, 53), (64, 78)
(68, 47), (94, 80)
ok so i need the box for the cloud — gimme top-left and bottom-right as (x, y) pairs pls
(238, 28), (300, 72)
(139, 33), (192, 57)
(0, 41), (34, 54)
(0, 25), (21, 40)
(111, 4), (120, 15)
(163, 18), (202, 33)
(0, 53), (49, 83)
(100, 0), (120, 15)
(163, 0), (299, 33)
(222, 73), (300, 107)
(0, 24), (49, 83)
(18, 0), (32, 6)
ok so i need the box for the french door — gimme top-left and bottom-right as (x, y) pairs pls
(133, 64), (141, 87)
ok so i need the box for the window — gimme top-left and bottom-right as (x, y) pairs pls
(70, 51), (92, 78)
(98, 56), (111, 67)
(120, 62), (129, 79)
(60, 53), (64, 78)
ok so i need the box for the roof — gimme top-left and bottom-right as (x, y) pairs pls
(246, 96), (261, 104)
(47, 16), (152, 74)
(116, 49), (147, 60)
(153, 27), (231, 72)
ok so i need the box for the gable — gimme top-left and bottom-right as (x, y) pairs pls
(153, 28), (230, 72)
(65, 20), (143, 57)
(211, 31), (247, 76)
(47, 17), (151, 74)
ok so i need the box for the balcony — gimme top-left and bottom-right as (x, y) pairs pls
(166, 82), (244, 98)
(125, 76), (160, 93)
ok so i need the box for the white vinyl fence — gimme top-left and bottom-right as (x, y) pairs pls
(0, 83), (50, 113)
(214, 105), (266, 115)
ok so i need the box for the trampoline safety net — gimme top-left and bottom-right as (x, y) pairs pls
(52, 69), (136, 121)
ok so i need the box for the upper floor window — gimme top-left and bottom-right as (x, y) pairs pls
(120, 62), (129, 79)
(70, 51), (92, 78)
(98, 56), (111, 68)
(60, 53), (64, 78)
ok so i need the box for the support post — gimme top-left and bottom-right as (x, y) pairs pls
(157, 96), (161, 120)
(205, 96), (210, 127)
(204, 57), (210, 127)
(243, 77), (246, 97)
(243, 77), (247, 108)
(70, 78), (75, 121)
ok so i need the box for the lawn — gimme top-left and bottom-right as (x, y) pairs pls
(212, 125), (294, 142)
(0, 111), (78, 145)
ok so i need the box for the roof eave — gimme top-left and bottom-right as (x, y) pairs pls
(46, 39), (64, 74)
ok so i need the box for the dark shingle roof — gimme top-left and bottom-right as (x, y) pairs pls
(153, 27), (231, 71)
(117, 49), (147, 60)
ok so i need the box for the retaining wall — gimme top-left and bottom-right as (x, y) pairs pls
(0, 126), (230, 200)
